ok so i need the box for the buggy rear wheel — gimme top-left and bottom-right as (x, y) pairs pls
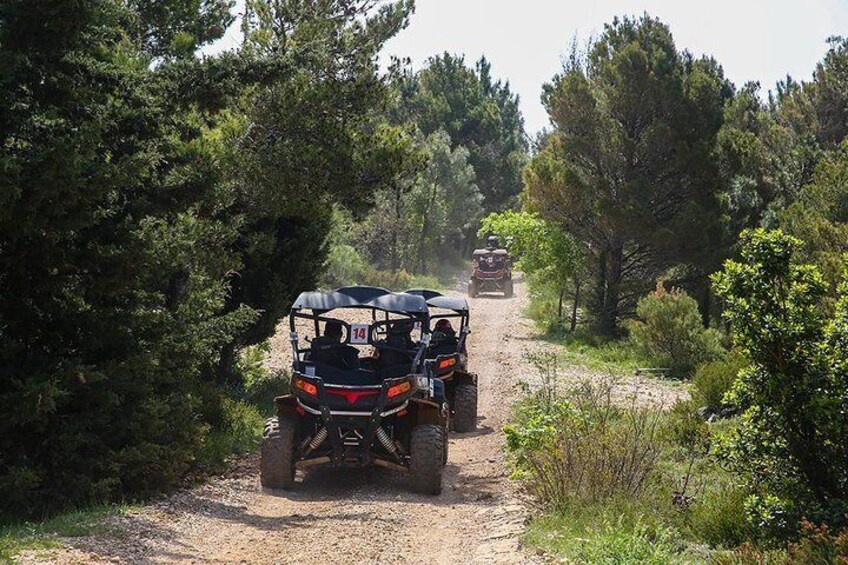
(467, 279), (478, 298)
(260, 416), (296, 489)
(410, 424), (444, 495)
(452, 384), (478, 432)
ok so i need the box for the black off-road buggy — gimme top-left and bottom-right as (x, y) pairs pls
(260, 286), (448, 495)
(406, 289), (478, 432)
(468, 236), (513, 298)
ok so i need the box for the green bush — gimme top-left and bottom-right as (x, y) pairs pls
(712, 229), (848, 531)
(198, 397), (265, 470)
(692, 351), (747, 408)
(689, 485), (755, 548)
(505, 375), (663, 508)
(323, 243), (368, 288)
(662, 400), (711, 452)
(628, 283), (725, 378)
(360, 268), (414, 291)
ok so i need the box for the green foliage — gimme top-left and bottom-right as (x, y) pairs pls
(662, 400), (711, 453)
(780, 141), (848, 305)
(629, 284), (725, 378)
(526, 511), (689, 565)
(479, 211), (582, 281)
(0, 0), (257, 517)
(480, 210), (584, 330)
(198, 396), (264, 469)
(324, 244), (369, 288)
(712, 229), (848, 531)
(221, 1), (419, 370)
(542, 328), (648, 375)
(397, 53), (528, 211)
(0, 0), (417, 519)
(692, 352), (747, 408)
(526, 15), (732, 335)
(130, 0), (235, 58)
(0, 505), (132, 560)
(355, 129), (480, 274)
(505, 374), (663, 508)
(712, 521), (848, 564)
(688, 484), (755, 549)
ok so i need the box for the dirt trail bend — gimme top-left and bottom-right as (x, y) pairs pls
(20, 280), (550, 565)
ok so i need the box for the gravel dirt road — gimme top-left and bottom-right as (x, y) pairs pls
(18, 279), (554, 565)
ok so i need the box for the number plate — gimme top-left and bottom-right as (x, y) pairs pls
(349, 323), (369, 344)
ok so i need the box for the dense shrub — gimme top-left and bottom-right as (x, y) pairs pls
(629, 283), (725, 378)
(692, 351), (747, 408)
(322, 243), (368, 289)
(505, 374), (663, 508)
(689, 485), (755, 548)
(662, 400), (711, 453)
(712, 229), (848, 532)
(0, 1), (255, 517)
(713, 521), (848, 564)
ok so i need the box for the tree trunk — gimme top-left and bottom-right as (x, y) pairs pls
(216, 341), (238, 388)
(570, 279), (581, 333)
(594, 250), (607, 329)
(557, 288), (565, 333)
(390, 187), (401, 271)
(600, 245), (623, 336)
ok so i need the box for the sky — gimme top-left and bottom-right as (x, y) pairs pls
(206, 0), (848, 135)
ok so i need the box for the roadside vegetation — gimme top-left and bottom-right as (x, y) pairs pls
(490, 14), (848, 564)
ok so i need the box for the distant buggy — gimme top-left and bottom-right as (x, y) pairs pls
(468, 236), (513, 298)
(261, 286), (448, 495)
(406, 289), (478, 432)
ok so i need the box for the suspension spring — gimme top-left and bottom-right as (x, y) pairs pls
(303, 427), (328, 456)
(375, 426), (398, 456)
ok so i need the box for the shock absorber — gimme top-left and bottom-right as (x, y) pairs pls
(302, 427), (328, 456)
(375, 426), (399, 457)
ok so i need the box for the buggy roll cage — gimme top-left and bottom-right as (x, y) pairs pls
(405, 289), (470, 354)
(288, 286), (432, 373)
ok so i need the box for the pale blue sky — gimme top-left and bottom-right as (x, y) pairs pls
(206, 0), (848, 135)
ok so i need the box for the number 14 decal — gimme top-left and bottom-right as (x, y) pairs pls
(350, 323), (369, 344)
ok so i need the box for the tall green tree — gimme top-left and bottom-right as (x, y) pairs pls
(130, 0), (235, 58)
(398, 53), (528, 212)
(216, 0), (418, 377)
(356, 130), (479, 274)
(0, 0), (251, 515)
(780, 141), (848, 304)
(718, 37), (848, 234)
(407, 131), (481, 272)
(525, 15), (732, 335)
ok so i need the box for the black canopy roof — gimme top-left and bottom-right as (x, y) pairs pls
(405, 289), (469, 313)
(291, 286), (429, 314)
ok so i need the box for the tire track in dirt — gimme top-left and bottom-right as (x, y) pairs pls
(18, 280), (548, 565)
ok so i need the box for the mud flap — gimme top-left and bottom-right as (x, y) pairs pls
(410, 397), (448, 427)
(274, 395), (299, 420)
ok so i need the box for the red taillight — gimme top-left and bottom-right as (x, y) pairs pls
(387, 381), (412, 399)
(326, 388), (379, 404)
(438, 357), (457, 370)
(294, 377), (318, 397)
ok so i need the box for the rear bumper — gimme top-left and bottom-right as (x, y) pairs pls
(295, 397), (409, 418)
